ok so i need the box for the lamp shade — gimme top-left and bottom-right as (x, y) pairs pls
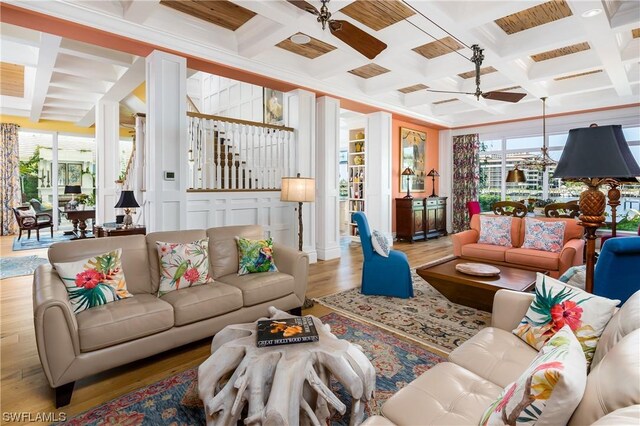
(553, 125), (640, 179)
(281, 175), (315, 203)
(506, 166), (527, 183)
(114, 190), (140, 208)
(64, 185), (81, 194)
(401, 167), (415, 176)
(427, 168), (440, 177)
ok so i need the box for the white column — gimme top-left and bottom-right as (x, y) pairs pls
(95, 100), (120, 224)
(439, 129), (453, 234)
(145, 50), (188, 232)
(365, 111), (393, 242)
(315, 96), (341, 260)
(284, 89), (317, 263)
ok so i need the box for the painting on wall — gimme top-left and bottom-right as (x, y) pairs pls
(400, 127), (426, 192)
(67, 163), (83, 186)
(263, 88), (284, 125)
(57, 163), (67, 186)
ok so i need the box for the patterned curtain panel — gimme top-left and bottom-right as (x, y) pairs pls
(1, 123), (20, 235)
(452, 133), (480, 233)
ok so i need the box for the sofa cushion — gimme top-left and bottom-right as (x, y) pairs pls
(461, 243), (510, 262)
(519, 216), (582, 245)
(449, 327), (538, 388)
(481, 325), (587, 426)
(49, 235), (151, 294)
(146, 230), (207, 295)
(591, 406), (640, 425)
(521, 217), (566, 253)
(156, 238), (214, 296)
(592, 290), (640, 367)
(505, 247), (559, 271)
(236, 237), (278, 275)
(76, 294), (174, 352)
(478, 216), (513, 247)
(382, 362), (503, 426)
(218, 272), (294, 307)
(470, 214), (523, 247)
(207, 225), (264, 279)
(160, 283), (242, 326)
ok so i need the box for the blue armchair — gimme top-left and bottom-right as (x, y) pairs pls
(353, 212), (413, 298)
(594, 236), (640, 304)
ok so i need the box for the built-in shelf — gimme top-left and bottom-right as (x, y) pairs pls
(348, 127), (366, 241)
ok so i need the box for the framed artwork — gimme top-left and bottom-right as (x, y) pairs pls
(67, 163), (83, 186)
(57, 163), (67, 186)
(400, 127), (426, 192)
(263, 88), (284, 125)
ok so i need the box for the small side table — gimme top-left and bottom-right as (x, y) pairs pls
(94, 225), (146, 238)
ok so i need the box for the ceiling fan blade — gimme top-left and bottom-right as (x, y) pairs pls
(286, 0), (319, 15)
(426, 89), (475, 96)
(329, 20), (387, 60)
(482, 91), (527, 103)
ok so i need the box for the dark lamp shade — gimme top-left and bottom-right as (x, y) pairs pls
(114, 190), (140, 208)
(401, 167), (415, 176)
(553, 125), (640, 179)
(427, 169), (440, 177)
(506, 167), (527, 183)
(64, 185), (81, 194)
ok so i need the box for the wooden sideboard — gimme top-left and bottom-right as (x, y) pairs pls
(396, 197), (447, 242)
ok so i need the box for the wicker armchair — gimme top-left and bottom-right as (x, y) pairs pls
(12, 206), (53, 241)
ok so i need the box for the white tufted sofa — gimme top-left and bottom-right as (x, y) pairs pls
(363, 289), (640, 425)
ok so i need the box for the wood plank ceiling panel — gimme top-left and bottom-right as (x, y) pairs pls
(348, 63), (390, 79)
(276, 33), (337, 59)
(633, 28), (640, 38)
(398, 83), (429, 94)
(339, 0), (415, 31)
(0, 62), (24, 98)
(413, 36), (463, 60)
(160, 0), (256, 31)
(433, 98), (458, 105)
(495, 0), (573, 35)
(554, 69), (602, 81)
(531, 42), (590, 62)
(458, 66), (497, 79)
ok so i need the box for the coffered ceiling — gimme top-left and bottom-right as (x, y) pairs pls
(3, 0), (639, 127)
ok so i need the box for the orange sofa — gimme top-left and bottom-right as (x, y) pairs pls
(452, 214), (584, 277)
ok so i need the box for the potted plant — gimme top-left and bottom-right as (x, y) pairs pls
(75, 194), (89, 210)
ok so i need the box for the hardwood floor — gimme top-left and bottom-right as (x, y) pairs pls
(0, 234), (452, 423)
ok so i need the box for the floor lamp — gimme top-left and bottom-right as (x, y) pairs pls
(553, 125), (640, 293)
(281, 173), (316, 309)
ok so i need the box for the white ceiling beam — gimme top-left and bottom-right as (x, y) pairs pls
(46, 88), (102, 103)
(568, 0), (632, 97)
(30, 33), (61, 122)
(77, 57), (145, 127)
(528, 51), (601, 81)
(428, 0), (541, 29)
(59, 39), (135, 68)
(123, 0), (159, 23)
(121, 93), (146, 114)
(53, 54), (120, 83)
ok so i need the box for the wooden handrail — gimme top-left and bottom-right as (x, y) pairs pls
(187, 111), (294, 132)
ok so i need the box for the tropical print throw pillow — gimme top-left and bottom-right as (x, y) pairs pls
(54, 249), (132, 314)
(156, 238), (213, 296)
(478, 216), (513, 247)
(236, 237), (278, 275)
(513, 273), (619, 366)
(480, 325), (587, 426)
(371, 229), (390, 257)
(521, 218), (566, 253)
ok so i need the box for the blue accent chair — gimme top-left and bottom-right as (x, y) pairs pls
(594, 236), (640, 305)
(353, 212), (413, 298)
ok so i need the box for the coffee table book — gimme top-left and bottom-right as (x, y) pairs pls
(256, 316), (319, 347)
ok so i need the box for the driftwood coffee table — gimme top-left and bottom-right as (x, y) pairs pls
(417, 257), (540, 312)
(198, 307), (376, 426)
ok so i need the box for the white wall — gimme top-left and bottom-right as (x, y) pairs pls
(200, 74), (263, 122)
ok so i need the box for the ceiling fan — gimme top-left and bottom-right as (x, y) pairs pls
(426, 45), (527, 103)
(286, 0), (387, 60)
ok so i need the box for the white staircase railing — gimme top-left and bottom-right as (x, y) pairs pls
(187, 112), (295, 191)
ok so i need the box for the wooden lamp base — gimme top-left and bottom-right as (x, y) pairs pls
(578, 179), (607, 293)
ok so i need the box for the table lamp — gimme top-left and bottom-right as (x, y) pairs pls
(114, 190), (140, 229)
(64, 185), (81, 210)
(402, 167), (415, 199)
(553, 124), (640, 293)
(427, 168), (440, 197)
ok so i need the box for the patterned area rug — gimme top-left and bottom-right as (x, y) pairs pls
(60, 313), (444, 425)
(314, 261), (492, 356)
(0, 255), (49, 279)
(11, 233), (73, 251)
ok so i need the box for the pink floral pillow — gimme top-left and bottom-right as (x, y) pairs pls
(521, 218), (566, 253)
(478, 216), (513, 247)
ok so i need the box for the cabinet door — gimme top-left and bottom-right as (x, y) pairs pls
(413, 209), (424, 233)
(435, 206), (446, 231)
(427, 208), (437, 231)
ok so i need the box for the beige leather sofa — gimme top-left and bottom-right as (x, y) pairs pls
(363, 289), (640, 425)
(33, 225), (308, 407)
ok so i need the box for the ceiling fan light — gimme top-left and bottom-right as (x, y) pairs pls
(581, 8), (602, 18)
(290, 34), (312, 44)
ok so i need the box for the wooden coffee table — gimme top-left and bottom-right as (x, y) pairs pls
(417, 257), (541, 312)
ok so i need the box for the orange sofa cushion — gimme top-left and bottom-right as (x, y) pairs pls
(505, 248), (560, 271)
(470, 214), (524, 247)
(461, 243), (510, 262)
